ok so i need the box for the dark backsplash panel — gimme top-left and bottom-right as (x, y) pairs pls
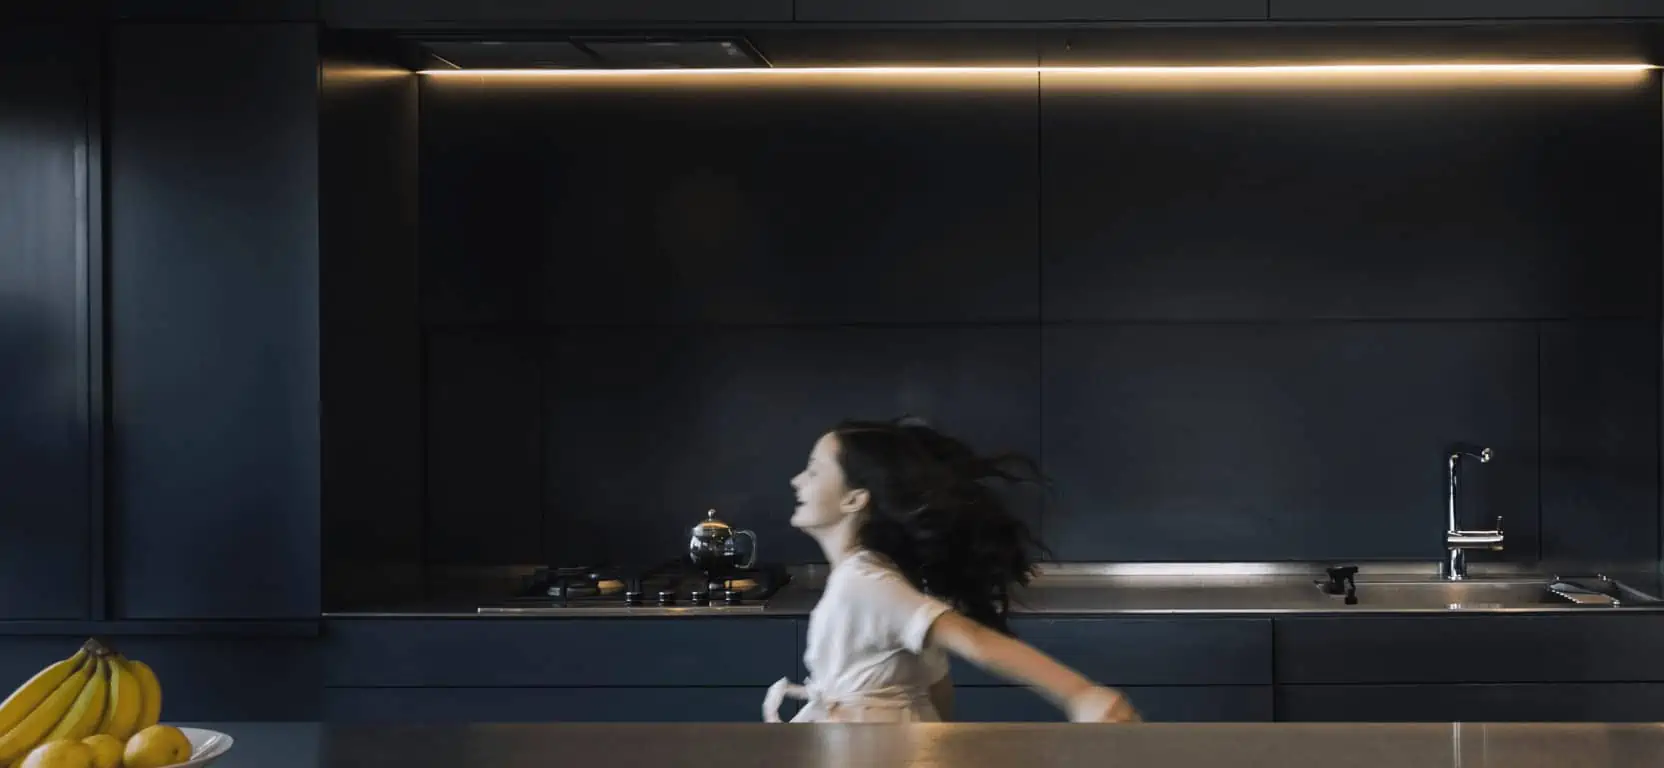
(417, 72), (1660, 567)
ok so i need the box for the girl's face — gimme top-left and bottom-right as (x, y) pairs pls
(790, 433), (865, 531)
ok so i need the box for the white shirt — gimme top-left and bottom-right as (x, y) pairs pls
(766, 549), (954, 722)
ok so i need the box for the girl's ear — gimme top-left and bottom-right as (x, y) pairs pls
(840, 488), (870, 516)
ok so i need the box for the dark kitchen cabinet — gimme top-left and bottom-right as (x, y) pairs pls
(419, 68), (1038, 328)
(108, 23), (321, 620)
(324, 619), (800, 687)
(111, 0), (317, 19)
(1275, 615), (1664, 684)
(954, 686), (1273, 722)
(323, 0), (789, 27)
(0, 1), (100, 20)
(1039, 70), (1658, 322)
(324, 687), (768, 723)
(1269, 0), (1664, 19)
(795, 0), (1267, 21)
(1538, 322), (1661, 568)
(0, 25), (94, 620)
(1278, 684), (1664, 722)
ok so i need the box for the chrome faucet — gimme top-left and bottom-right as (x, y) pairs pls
(1442, 446), (1503, 580)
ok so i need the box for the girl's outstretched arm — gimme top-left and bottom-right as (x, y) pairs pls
(926, 611), (1141, 723)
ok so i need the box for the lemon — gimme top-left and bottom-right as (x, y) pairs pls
(80, 735), (122, 768)
(19, 739), (95, 768)
(121, 725), (192, 768)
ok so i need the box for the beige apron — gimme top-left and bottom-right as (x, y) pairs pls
(763, 677), (940, 723)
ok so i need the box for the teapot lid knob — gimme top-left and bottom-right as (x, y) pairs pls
(707, 509), (717, 520)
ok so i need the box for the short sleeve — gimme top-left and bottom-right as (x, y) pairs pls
(848, 555), (953, 655)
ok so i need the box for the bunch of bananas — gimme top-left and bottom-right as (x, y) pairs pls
(0, 639), (163, 767)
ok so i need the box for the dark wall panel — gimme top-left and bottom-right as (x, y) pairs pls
(1041, 75), (1660, 321)
(1042, 323), (1539, 561)
(425, 333), (542, 565)
(415, 67), (1659, 571)
(1539, 321), (1660, 571)
(420, 76), (1038, 327)
(320, 36), (423, 609)
(0, 25), (92, 619)
(796, 0), (1267, 21)
(542, 326), (1041, 565)
(109, 24), (320, 618)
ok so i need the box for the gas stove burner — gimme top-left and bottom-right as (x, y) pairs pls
(486, 559), (790, 614)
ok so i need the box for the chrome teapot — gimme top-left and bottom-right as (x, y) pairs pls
(688, 509), (758, 574)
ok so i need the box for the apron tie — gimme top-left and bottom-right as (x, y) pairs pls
(763, 677), (925, 722)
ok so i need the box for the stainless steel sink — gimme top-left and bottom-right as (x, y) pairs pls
(1316, 577), (1664, 610)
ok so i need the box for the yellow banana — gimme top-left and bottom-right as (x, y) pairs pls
(127, 659), (162, 731)
(0, 649), (87, 741)
(0, 656), (94, 765)
(43, 656), (107, 742)
(97, 655), (141, 740)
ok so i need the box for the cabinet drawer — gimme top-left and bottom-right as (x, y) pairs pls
(955, 685), (1271, 722)
(952, 618), (1272, 686)
(324, 618), (798, 687)
(325, 687), (767, 723)
(1275, 615), (1664, 684)
(1278, 683), (1664, 722)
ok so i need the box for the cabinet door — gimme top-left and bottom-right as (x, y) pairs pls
(795, 0), (1266, 21)
(108, 23), (321, 619)
(1269, 0), (1664, 19)
(955, 686), (1272, 722)
(325, 687), (768, 723)
(0, 24), (92, 620)
(952, 618), (1272, 686)
(1278, 684), (1664, 722)
(325, 619), (799, 687)
(323, 0), (790, 26)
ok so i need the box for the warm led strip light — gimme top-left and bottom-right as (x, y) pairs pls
(420, 63), (1658, 76)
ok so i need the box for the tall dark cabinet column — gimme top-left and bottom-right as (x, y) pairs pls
(0, 25), (96, 620)
(107, 23), (321, 619)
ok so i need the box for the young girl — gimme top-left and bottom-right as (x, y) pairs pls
(762, 418), (1141, 724)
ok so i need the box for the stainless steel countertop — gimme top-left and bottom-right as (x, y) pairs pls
(325, 562), (1664, 618)
(200, 721), (1664, 768)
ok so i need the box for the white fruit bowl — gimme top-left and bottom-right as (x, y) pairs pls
(172, 727), (234, 768)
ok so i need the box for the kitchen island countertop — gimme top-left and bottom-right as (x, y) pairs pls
(196, 720), (1664, 767)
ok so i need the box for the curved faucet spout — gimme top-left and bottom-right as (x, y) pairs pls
(1444, 445), (1502, 581)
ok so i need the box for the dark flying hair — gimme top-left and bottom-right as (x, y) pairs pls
(830, 416), (1051, 635)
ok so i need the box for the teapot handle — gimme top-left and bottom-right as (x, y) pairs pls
(735, 529), (758, 569)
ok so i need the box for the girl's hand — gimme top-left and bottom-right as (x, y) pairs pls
(1066, 686), (1141, 723)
